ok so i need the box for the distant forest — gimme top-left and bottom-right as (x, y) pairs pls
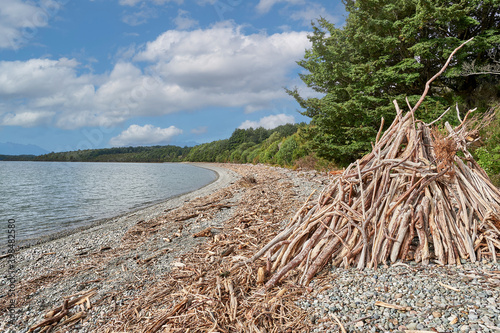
(1, 123), (325, 169)
(0, 155), (37, 161)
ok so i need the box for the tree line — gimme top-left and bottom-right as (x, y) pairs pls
(23, 123), (322, 169)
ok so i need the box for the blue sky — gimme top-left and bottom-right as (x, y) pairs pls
(0, 0), (346, 154)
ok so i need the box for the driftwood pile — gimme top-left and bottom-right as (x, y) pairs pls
(248, 39), (500, 290)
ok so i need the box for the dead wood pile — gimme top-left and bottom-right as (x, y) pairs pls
(247, 38), (500, 291)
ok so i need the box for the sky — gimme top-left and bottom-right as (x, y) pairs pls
(0, 0), (346, 154)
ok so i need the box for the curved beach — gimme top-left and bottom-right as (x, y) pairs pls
(0, 162), (325, 332)
(1, 162), (240, 254)
(1, 163), (498, 332)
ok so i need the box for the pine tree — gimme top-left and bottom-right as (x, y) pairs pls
(289, 0), (500, 165)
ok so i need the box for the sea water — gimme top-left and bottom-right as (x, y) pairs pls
(0, 161), (217, 243)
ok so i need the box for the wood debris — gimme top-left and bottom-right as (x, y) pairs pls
(10, 39), (499, 333)
(374, 301), (411, 311)
(97, 167), (314, 332)
(246, 39), (500, 290)
(28, 288), (96, 332)
(438, 281), (461, 292)
(192, 227), (212, 238)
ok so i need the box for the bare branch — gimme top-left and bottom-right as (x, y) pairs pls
(456, 103), (462, 123)
(460, 59), (500, 76)
(412, 38), (474, 113)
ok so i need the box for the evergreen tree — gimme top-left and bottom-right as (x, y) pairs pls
(288, 0), (500, 165)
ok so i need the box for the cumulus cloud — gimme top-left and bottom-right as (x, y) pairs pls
(134, 23), (309, 102)
(0, 57), (100, 128)
(0, 58), (82, 98)
(1, 111), (55, 127)
(0, 23), (310, 129)
(0, 0), (63, 49)
(239, 114), (295, 130)
(109, 124), (183, 146)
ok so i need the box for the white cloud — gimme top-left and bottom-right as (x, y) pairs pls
(0, 23), (310, 130)
(289, 3), (342, 26)
(1, 111), (55, 127)
(174, 9), (198, 30)
(134, 23), (309, 102)
(119, 0), (142, 5)
(239, 114), (295, 130)
(195, 0), (216, 4)
(119, 0), (184, 25)
(118, 0), (183, 6)
(122, 9), (157, 26)
(0, 0), (63, 49)
(109, 124), (183, 146)
(256, 1), (343, 27)
(0, 58), (82, 98)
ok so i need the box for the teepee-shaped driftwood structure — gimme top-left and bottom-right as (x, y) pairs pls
(243, 38), (500, 290)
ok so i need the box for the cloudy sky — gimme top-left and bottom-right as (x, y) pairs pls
(0, 0), (345, 153)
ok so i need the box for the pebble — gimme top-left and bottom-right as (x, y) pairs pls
(301, 262), (500, 332)
(407, 322), (417, 330)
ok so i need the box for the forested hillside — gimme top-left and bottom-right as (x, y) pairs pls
(34, 145), (190, 163)
(30, 123), (324, 168)
(0, 155), (36, 161)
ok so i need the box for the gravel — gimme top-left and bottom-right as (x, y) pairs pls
(299, 261), (500, 332)
(0, 163), (242, 333)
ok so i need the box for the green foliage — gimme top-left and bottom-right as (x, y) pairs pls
(275, 136), (298, 166)
(21, 123), (320, 169)
(473, 107), (500, 185)
(184, 124), (306, 166)
(31, 123), (307, 166)
(475, 146), (500, 176)
(185, 140), (230, 162)
(0, 154), (37, 161)
(289, 0), (500, 165)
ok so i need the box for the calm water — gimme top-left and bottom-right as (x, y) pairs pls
(0, 161), (217, 243)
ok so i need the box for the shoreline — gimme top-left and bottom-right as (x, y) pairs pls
(2, 163), (498, 332)
(0, 163), (328, 332)
(10, 162), (234, 250)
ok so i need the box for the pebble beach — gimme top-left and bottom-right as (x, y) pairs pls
(0, 163), (498, 332)
(301, 262), (499, 332)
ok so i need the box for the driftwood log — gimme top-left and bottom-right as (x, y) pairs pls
(244, 38), (500, 290)
(28, 288), (96, 332)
